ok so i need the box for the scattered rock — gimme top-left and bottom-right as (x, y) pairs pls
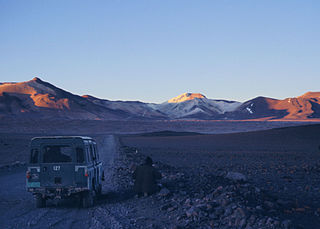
(225, 172), (247, 182)
(120, 146), (294, 229)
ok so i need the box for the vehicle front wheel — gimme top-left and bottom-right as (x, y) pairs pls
(35, 194), (46, 208)
(82, 191), (94, 208)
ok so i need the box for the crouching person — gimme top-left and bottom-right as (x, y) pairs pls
(133, 156), (161, 197)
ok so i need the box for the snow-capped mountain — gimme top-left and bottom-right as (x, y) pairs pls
(1, 78), (320, 121)
(155, 93), (241, 119)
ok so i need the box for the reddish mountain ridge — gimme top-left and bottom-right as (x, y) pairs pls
(0, 77), (132, 120)
(0, 78), (319, 121)
(229, 94), (320, 120)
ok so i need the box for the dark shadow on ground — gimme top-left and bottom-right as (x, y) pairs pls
(96, 189), (136, 206)
(41, 188), (135, 209)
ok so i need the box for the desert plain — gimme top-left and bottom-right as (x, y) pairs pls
(0, 120), (320, 228)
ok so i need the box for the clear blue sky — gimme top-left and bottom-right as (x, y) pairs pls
(0, 0), (319, 103)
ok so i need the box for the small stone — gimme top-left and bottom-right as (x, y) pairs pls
(236, 207), (246, 218)
(161, 203), (172, 211)
(273, 220), (280, 226)
(224, 206), (233, 217)
(239, 218), (247, 228)
(158, 188), (170, 197)
(247, 215), (256, 225)
(215, 207), (224, 216)
(225, 172), (247, 182)
(186, 207), (198, 217)
(264, 200), (274, 209)
(209, 213), (218, 219)
(185, 198), (191, 205)
(167, 206), (177, 212)
(277, 199), (294, 208)
(220, 198), (230, 207)
(282, 219), (292, 229)
(266, 217), (273, 225)
(213, 186), (223, 196)
(206, 204), (214, 212)
(178, 182), (185, 188)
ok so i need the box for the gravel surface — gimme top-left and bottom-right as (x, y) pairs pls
(1, 124), (320, 228)
(120, 125), (320, 228)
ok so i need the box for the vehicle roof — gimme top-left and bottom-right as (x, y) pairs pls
(31, 136), (93, 141)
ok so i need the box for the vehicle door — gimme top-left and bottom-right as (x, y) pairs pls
(40, 144), (75, 187)
(93, 141), (103, 184)
(74, 145), (88, 187)
(84, 140), (95, 189)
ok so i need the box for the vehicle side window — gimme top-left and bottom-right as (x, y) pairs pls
(90, 143), (96, 161)
(84, 141), (92, 162)
(93, 142), (99, 160)
(76, 147), (85, 163)
(30, 149), (39, 164)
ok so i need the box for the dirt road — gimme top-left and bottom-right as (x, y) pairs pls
(0, 135), (131, 229)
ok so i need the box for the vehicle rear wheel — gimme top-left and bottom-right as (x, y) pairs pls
(96, 184), (102, 197)
(35, 194), (46, 208)
(82, 191), (94, 208)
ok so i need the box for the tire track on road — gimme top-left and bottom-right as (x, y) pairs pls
(89, 135), (131, 229)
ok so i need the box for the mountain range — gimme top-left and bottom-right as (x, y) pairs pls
(1, 77), (320, 121)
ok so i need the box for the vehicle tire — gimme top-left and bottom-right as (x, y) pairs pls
(96, 184), (102, 198)
(82, 191), (94, 208)
(35, 194), (46, 208)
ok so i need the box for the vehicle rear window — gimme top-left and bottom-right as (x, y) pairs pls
(42, 145), (73, 163)
(30, 149), (39, 164)
(76, 147), (85, 163)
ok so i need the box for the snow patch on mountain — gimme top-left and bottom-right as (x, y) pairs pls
(246, 107), (253, 114)
(153, 93), (242, 119)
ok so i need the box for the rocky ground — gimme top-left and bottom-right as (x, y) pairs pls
(119, 125), (320, 228)
(110, 145), (297, 228)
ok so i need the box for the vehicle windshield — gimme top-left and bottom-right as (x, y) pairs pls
(42, 145), (73, 163)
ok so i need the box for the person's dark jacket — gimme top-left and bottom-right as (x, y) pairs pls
(133, 163), (161, 195)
